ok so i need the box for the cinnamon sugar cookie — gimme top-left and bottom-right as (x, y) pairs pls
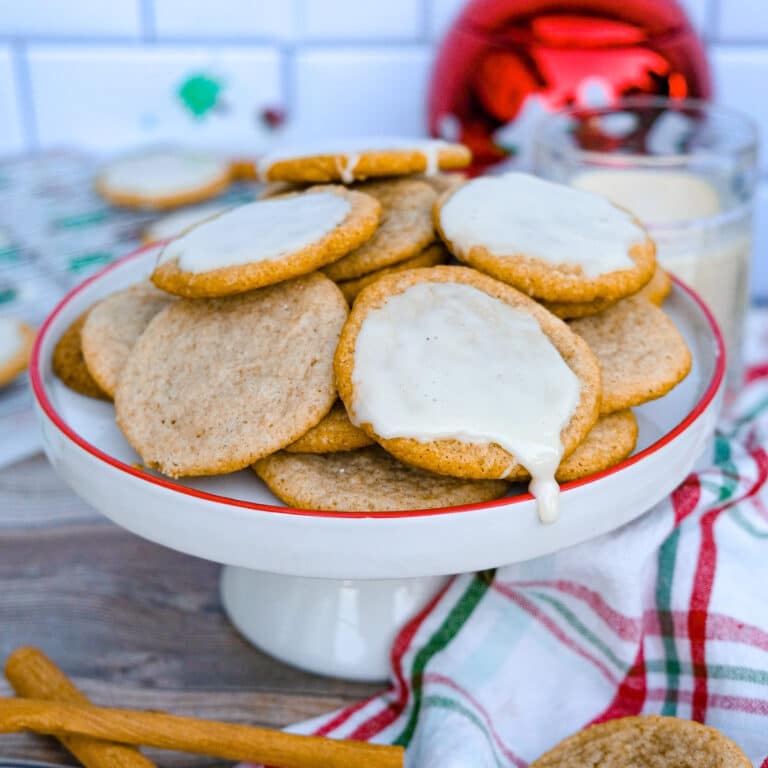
(322, 179), (437, 281)
(286, 401), (373, 453)
(0, 317), (35, 387)
(334, 266), (601, 522)
(257, 139), (471, 184)
(143, 201), (234, 243)
(81, 282), (175, 397)
(254, 446), (508, 512)
(530, 715), (751, 768)
(639, 266), (672, 306)
(507, 410), (638, 483)
(337, 244), (449, 304)
(115, 273), (347, 478)
(435, 173), (656, 303)
(570, 295), (691, 414)
(96, 150), (232, 209)
(52, 312), (109, 399)
(152, 186), (380, 298)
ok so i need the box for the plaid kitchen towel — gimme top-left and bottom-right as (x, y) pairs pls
(267, 311), (768, 767)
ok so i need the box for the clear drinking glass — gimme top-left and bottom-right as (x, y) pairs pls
(533, 97), (758, 387)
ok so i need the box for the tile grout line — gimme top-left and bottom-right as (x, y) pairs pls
(10, 41), (39, 151)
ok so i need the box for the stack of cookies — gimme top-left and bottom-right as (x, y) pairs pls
(56, 139), (692, 521)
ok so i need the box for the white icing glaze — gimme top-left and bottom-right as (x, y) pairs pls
(257, 138), (451, 181)
(0, 316), (23, 364)
(100, 151), (228, 198)
(159, 192), (351, 274)
(439, 173), (645, 278)
(145, 202), (233, 242)
(351, 282), (580, 523)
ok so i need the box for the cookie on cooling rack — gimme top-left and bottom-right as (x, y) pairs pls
(434, 173), (656, 303)
(151, 186), (380, 298)
(256, 138), (471, 184)
(115, 273), (347, 478)
(0, 316), (35, 387)
(96, 150), (232, 209)
(254, 446), (508, 512)
(81, 282), (175, 397)
(570, 295), (691, 414)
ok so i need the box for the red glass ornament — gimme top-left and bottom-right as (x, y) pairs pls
(428, 0), (711, 173)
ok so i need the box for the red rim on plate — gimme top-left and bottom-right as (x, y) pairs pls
(30, 245), (726, 520)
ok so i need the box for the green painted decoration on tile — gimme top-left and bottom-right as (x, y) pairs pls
(68, 252), (113, 272)
(178, 73), (224, 118)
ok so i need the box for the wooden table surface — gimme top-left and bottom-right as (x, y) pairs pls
(0, 453), (382, 767)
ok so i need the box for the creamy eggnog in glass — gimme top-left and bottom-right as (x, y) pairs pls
(534, 98), (758, 386)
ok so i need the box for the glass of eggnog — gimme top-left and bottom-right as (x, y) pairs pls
(534, 97), (758, 388)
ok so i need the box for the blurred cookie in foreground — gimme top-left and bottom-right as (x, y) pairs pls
(254, 446), (508, 512)
(0, 316), (35, 387)
(530, 715), (750, 768)
(52, 312), (109, 399)
(96, 150), (232, 209)
(257, 138), (471, 183)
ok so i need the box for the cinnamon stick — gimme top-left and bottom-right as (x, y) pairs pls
(0, 697), (404, 768)
(5, 647), (157, 768)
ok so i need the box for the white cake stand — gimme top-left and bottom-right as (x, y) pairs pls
(30, 244), (725, 681)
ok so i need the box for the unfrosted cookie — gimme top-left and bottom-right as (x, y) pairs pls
(115, 273), (347, 478)
(257, 139), (471, 184)
(52, 312), (109, 399)
(96, 150), (232, 209)
(435, 173), (656, 303)
(335, 266), (601, 485)
(507, 410), (638, 483)
(143, 201), (234, 243)
(639, 266), (672, 306)
(337, 244), (449, 304)
(152, 186), (381, 298)
(81, 282), (175, 397)
(0, 316), (35, 387)
(323, 179), (437, 281)
(544, 267), (672, 319)
(286, 401), (373, 453)
(530, 715), (751, 768)
(570, 295), (691, 414)
(417, 171), (466, 195)
(253, 446), (508, 512)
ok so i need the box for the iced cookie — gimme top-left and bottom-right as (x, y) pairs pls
(254, 446), (508, 512)
(257, 138), (471, 184)
(334, 266), (601, 523)
(95, 150), (232, 209)
(81, 282), (175, 397)
(151, 186), (381, 298)
(530, 715), (751, 768)
(323, 179), (437, 281)
(639, 266), (673, 306)
(258, 181), (307, 200)
(570, 295), (691, 414)
(0, 316), (35, 387)
(286, 401), (373, 453)
(115, 273), (347, 478)
(52, 312), (109, 399)
(143, 201), (234, 243)
(337, 244), (449, 304)
(435, 173), (656, 303)
(507, 410), (637, 483)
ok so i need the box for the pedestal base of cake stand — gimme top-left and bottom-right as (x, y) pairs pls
(220, 566), (449, 681)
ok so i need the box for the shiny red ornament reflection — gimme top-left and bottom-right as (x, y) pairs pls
(428, 0), (711, 173)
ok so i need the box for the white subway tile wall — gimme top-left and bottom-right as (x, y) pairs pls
(0, 0), (765, 296)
